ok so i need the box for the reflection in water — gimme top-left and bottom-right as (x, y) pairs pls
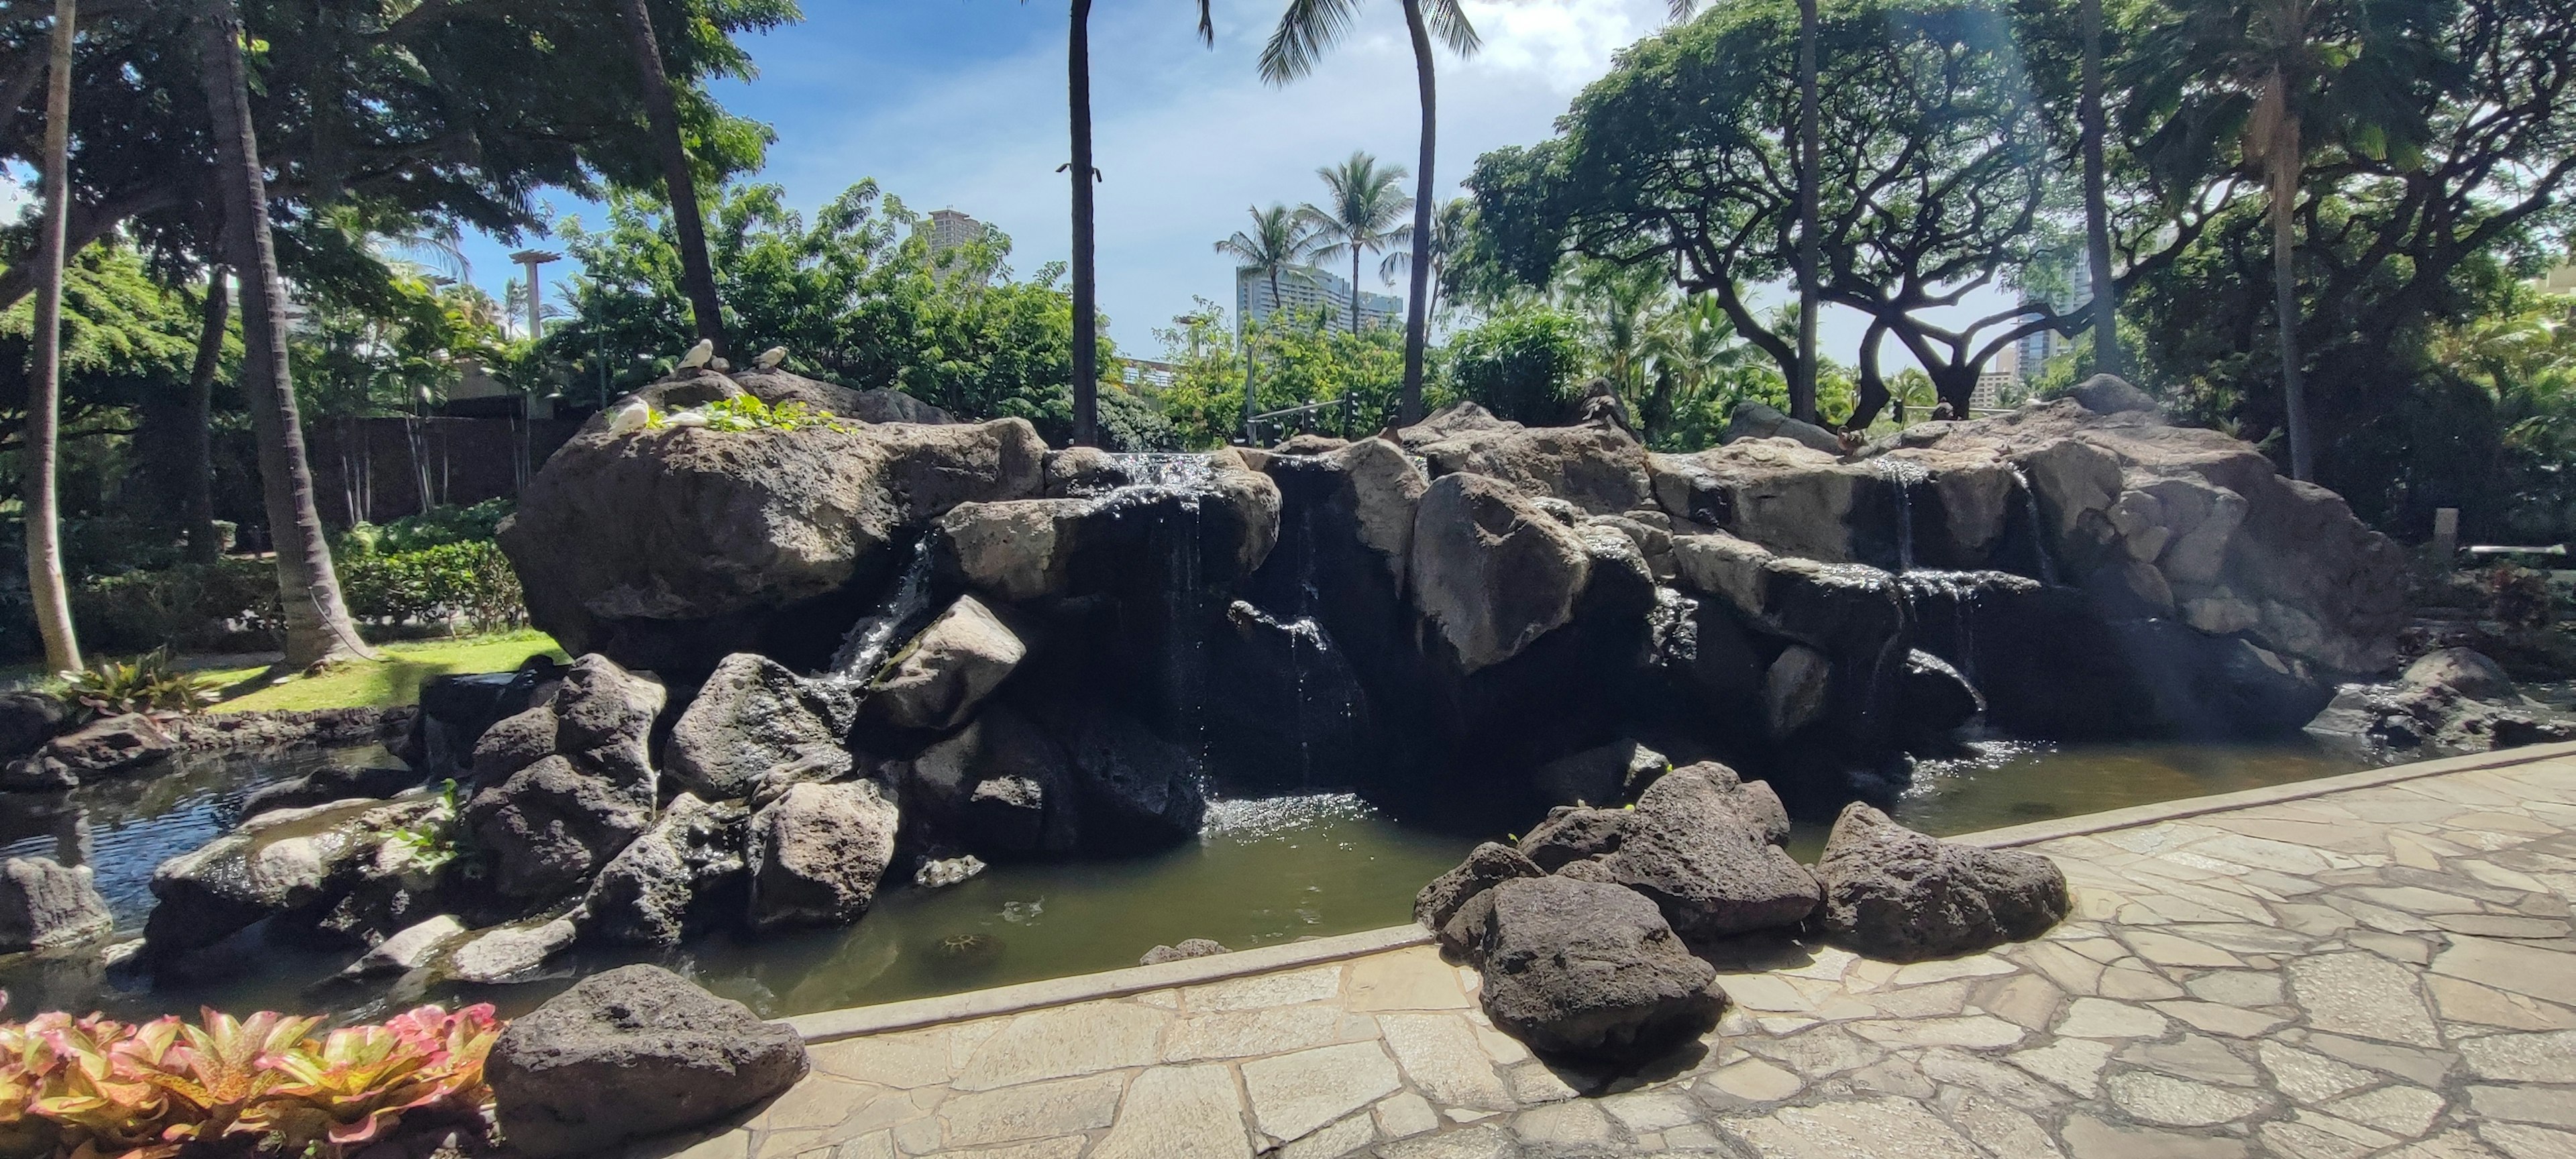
(0, 737), (2367, 1022)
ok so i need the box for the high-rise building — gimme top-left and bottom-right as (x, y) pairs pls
(2015, 250), (2092, 382)
(918, 209), (983, 259)
(1236, 264), (1403, 334)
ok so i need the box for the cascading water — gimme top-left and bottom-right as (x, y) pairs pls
(1872, 457), (1931, 573)
(1102, 453), (1218, 751)
(2008, 463), (2061, 586)
(827, 539), (940, 686)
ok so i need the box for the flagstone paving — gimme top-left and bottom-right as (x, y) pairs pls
(639, 749), (2576, 1159)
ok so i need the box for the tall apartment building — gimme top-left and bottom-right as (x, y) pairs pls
(919, 209), (983, 258)
(2015, 249), (2092, 382)
(1236, 264), (1403, 333)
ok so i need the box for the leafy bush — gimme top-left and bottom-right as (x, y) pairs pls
(653, 394), (851, 433)
(0, 1003), (500, 1159)
(69, 560), (283, 655)
(1450, 307), (1589, 425)
(341, 543), (527, 633)
(335, 500), (517, 563)
(56, 647), (213, 722)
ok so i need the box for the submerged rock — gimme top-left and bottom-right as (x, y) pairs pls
(488, 964), (809, 1158)
(667, 653), (857, 800)
(1813, 803), (2070, 962)
(746, 781), (899, 932)
(144, 794), (441, 956)
(0, 857), (111, 952)
(1140, 938), (1230, 966)
(1477, 875), (1726, 1064)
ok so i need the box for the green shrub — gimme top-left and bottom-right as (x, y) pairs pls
(341, 541), (527, 632)
(337, 499), (517, 562)
(69, 559), (282, 654)
(56, 647), (214, 721)
(1451, 307), (1589, 425)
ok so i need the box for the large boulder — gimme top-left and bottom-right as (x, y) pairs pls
(745, 781), (899, 932)
(1053, 709), (1209, 852)
(1813, 804), (2070, 962)
(1409, 473), (1593, 672)
(0, 857), (110, 952)
(488, 964), (808, 1158)
(498, 405), (1047, 675)
(667, 653), (857, 800)
(1520, 764), (1817, 942)
(1408, 423), (1654, 517)
(930, 498), (1091, 602)
(896, 705), (1079, 857)
(1653, 439), (2016, 571)
(577, 794), (750, 947)
(398, 659), (566, 775)
(144, 795), (441, 956)
(1723, 400), (1845, 454)
(462, 656), (665, 902)
(1477, 876), (1727, 1064)
(863, 595), (1034, 732)
(1414, 842), (1542, 960)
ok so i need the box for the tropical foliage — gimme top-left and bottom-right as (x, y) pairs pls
(52, 647), (212, 721)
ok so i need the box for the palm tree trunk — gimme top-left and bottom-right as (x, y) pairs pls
(1246, 270), (1283, 441)
(183, 266), (229, 566)
(1398, 0), (1436, 426)
(1069, 0), (1099, 448)
(1793, 0), (1821, 425)
(1350, 250), (1363, 337)
(195, 0), (372, 667)
(2271, 171), (2312, 481)
(619, 0), (726, 355)
(2080, 0), (2118, 375)
(24, 0), (79, 675)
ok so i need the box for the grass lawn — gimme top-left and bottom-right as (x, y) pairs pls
(201, 629), (568, 713)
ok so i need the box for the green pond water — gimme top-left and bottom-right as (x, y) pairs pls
(0, 736), (2363, 1022)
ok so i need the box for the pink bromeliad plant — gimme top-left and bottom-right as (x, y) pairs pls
(0, 999), (501, 1159)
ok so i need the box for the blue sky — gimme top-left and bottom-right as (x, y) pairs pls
(455, 0), (2014, 368)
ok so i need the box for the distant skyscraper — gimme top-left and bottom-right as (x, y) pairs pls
(1236, 265), (1402, 333)
(2015, 250), (2092, 382)
(919, 209), (984, 257)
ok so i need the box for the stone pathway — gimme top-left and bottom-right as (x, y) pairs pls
(642, 747), (2576, 1159)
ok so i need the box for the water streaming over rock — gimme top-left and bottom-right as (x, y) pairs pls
(2008, 463), (2061, 585)
(826, 539), (939, 685)
(1872, 457), (1931, 572)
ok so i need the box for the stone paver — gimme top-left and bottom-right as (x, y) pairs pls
(638, 747), (2576, 1158)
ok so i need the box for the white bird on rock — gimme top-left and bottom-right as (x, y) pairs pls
(606, 402), (650, 435)
(755, 346), (788, 372)
(678, 339), (714, 370)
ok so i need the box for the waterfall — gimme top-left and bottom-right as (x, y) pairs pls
(1872, 457), (1930, 572)
(2009, 463), (2061, 585)
(826, 539), (939, 686)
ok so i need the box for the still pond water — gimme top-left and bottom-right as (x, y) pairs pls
(0, 737), (2359, 1022)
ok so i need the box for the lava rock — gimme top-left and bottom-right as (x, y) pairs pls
(1055, 710), (1208, 853)
(1762, 645), (1833, 739)
(488, 964), (808, 1158)
(1896, 649), (1986, 744)
(8, 713), (175, 788)
(1532, 739), (1666, 808)
(343, 914), (468, 979)
(1140, 938), (1230, 966)
(0, 857), (111, 952)
(440, 917), (578, 983)
(1813, 803), (2070, 962)
(464, 755), (656, 902)
(1477, 876), (1726, 1064)
(1722, 400), (1845, 455)
(898, 705), (1079, 857)
(1415, 842), (1544, 946)
(1409, 472), (1593, 673)
(667, 653), (857, 800)
(1408, 423), (1654, 518)
(863, 595), (1034, 732)
(0, 693), (65, 765)
(578, 794), (750, 947)
(144, 795), (440, 956)
(241, 760), (425, 819)
(745, 781), (899, 932)
(1515, 763), (1815, 942)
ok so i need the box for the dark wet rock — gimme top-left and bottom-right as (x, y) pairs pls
(241, 759), (424, 818)
(1477, 875), (1727, 1064)
(0, 857), (110, 952)
(462, 655), (664, 902)
(488, 963), (809, 1159)
(1896, 649), (1986, 744)
(144, 795), (441, 955)
(863, 595), (1034, 732)
(1203, 601), (1373, 793)
(1409, 472), (1593, 673)
(578, 794), (750, 947)
(1814, 803), (2071, 962)
(667, 653), (857, 800)
(0, 693), (64, 765)
(1053, 710), (1208, 853)
(499, 398), (1048, 677)
(1416, 842), (1544, 934)
(1762, 645), (1833, 740)
(1532, 739), (1667, 808)
(1139, 938), (1231, 966)
(898, 705), (1079, 857)
(745, 781), (899, 932)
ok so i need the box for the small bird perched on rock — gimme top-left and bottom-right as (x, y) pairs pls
(606, 402), (650, 435)
(755, 346), (788, 372)
(709, 357), (731, 373)
(678, 339), (714, 370)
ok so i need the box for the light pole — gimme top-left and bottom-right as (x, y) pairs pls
(510, 250), (561, 342)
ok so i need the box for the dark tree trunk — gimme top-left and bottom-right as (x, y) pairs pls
(618, 0), (726, 354)
(2272, 174), (2312, 480)
(1845, 317), (1892, 431)
(25, 0), (78, 673)
(183, 266), (229, 565)
(2080, 0), (2118, 374)
(1069, 0), (1099, 447)
(1793, 0), (1821, 425)
(195, 0), (372, 667)
(1398, 0), (1436, 426)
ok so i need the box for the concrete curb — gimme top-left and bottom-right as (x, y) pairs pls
(782, 740), (2576, 1044)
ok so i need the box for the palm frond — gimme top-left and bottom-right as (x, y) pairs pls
(1195, 0), (1214, 45)
(1426, 0), (1480, 55)
(1261, 0), (1363, 84)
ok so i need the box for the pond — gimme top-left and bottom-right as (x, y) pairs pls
(0, 735), (2367, 1023)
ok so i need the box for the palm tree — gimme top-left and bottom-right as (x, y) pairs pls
(1297, 152), (1413, 345)
(1639, 293), (1762, 447)
(2080, 0), (2119, 375)
(194, 0), (374, 667)
(24, 0), (78, 673)
(1381, 196), (1468, 324)
(616, 0), (726, 355)
(1070, 0), (1216, 447)
(1216, 203), (1320, 439)
(1263, 0), (1478, 426)
(2142, 0), (2452, 481)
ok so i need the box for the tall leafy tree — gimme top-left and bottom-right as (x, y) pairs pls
(1215, 203), (1319, 437)
(1795, 0), (1821, 423)
(24, 0), (77, 673)
(1298, 152), (1412, 341)
(2131, 0), (2459, 480)
(1067, 0), (1216, 447)
(194, 0), (370, 667)
(617, 0), (727, 355)
(1262, 0), (1477, 425)
(2079, 0), (2119, 374)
